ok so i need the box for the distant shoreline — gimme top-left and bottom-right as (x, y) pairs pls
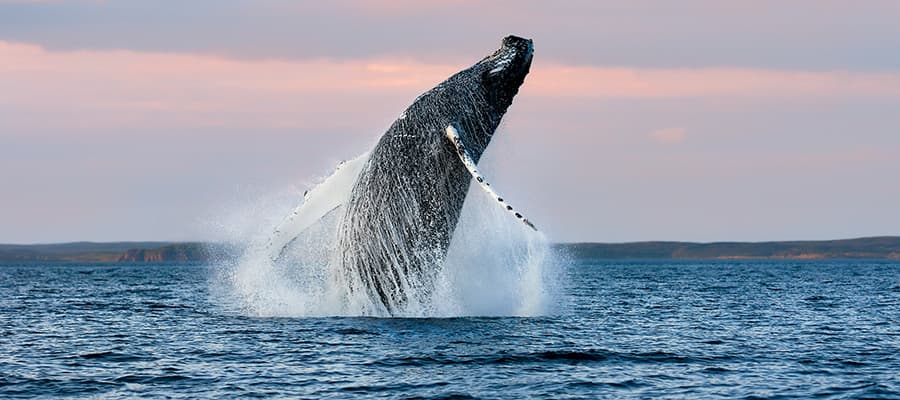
(561, 236), (900, 260)
(2, 236), (899, 263)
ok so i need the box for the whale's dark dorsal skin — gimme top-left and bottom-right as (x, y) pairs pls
(336, 36), (534, 314)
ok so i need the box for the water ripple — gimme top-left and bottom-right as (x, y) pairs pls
(1, 261), (898, 398)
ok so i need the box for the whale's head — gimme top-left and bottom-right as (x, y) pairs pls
(432, 35), (533, 159)
(387, 35), (533, 162)
(473, 35), (534, 115)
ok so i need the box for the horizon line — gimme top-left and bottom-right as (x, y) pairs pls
(3, 235), (899, 247)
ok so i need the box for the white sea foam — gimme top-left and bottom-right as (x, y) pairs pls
(210, 147), (561, 318)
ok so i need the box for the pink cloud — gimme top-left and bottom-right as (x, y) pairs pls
(3, 40), (900, 137)
(650, 128), (686, 144)
(527, 66), (900, 99)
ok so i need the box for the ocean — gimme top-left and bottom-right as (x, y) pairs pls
(1, 259), (898, 398)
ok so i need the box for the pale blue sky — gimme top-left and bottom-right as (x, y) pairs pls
(1, 1), (898, 243)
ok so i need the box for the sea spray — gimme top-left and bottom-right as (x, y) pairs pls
(438, 184), (555, 317)
(205, 185), (335, 317)
(209, 151), (562, 317)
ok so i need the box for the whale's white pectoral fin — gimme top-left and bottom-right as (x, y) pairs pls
(445, 125), (537, 231)
(264, 152), (370, 262)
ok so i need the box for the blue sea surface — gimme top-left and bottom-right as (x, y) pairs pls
(1, 259), (898, 398)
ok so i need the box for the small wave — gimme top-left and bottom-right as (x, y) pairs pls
(0, 376), (119, 396)
(567, 379), (647, 389)
(857, 383), (900, 398)
(533, 350), (612, 362)
(113, 374), (215, 385)
(339, 381), (452, 395)
(623, 350), (735, 364)
(813, 381), (881, 397)
(699, 285), (739, 292)
(412, 394), (478, 400)
(144, 302), (189, 310)
(78, 351), (154, 363)
(401, 391), (478, 400)
(365, 349), (731, 367)
(332, 327), (377, 335)
(63, 299), (107, 308)
(834, 359), (868, 367)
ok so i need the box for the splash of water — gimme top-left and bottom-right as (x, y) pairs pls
(210, 150), (561, 318)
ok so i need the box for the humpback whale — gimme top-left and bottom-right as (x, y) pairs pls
(266, 36), (535, 315)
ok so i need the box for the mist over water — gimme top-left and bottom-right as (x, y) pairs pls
(208, 150), (562, 318)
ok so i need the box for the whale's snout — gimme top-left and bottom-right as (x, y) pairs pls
(475, 35), (533, 116)
(501, 36), (533, 71)
(502, 35), (533, 58)
(479, 36), (533, 72)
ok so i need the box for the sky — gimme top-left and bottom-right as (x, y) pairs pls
(1, 0), (899, 244)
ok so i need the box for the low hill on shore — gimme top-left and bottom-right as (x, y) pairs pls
(563, 236), (900, 260)
(1, 237), (899, 263)
(0, 242), (217, 263)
